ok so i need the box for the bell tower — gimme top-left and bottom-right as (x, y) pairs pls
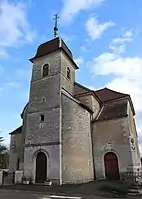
(23, 22), (79, 183)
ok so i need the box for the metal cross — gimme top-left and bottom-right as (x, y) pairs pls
(53, 14), (59, 38)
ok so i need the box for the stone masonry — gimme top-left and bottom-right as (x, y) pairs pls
(9, 37), (142, 184)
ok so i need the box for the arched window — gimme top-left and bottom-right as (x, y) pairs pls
(43, 63), (49, 77)
(67, 67), (70, 80)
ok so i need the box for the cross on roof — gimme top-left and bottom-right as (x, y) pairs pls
(53, 14), (59, 38)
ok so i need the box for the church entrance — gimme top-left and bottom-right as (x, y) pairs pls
(35, 152), (47, 183)
(104, 152), (120, 180)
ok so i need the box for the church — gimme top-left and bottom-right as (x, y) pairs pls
(9, 24), (141, 184)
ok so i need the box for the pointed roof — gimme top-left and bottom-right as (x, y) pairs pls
(29, 37), (79, 69)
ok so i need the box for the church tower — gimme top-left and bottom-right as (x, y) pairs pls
(23, 35), (78, 184)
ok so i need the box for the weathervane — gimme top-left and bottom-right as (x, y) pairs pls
(53, 14), (59, 38)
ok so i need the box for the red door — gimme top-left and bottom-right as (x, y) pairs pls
(104, 152), (119, 180)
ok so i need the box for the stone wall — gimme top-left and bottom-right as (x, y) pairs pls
(9, 133), (23, 172)
(0, 171), (3, 185)
(61, 93), (94, 184)
(15, 171), (23, 184)
(23, 50), (62, 184)
(92, 95), (100, 119)
(20, 105), (28, 168)
(76, 94), (100, 120)
(31, 51), (61, 82)
(127, 102), (141, 170)
(25, 108), (61, 145)
(28, 74), (61, 114)
(60, 52), (75, 95)
(92, 117), (134, 179)
(24, 144), (60, 184)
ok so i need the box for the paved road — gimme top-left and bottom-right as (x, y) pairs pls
(0, 189), (81, 199)
(0, 189), (107, 199)
(0, 189), (140, 199)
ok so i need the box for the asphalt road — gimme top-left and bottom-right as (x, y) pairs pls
(0, 189), (82, 199)
(0, 189), (107, 199)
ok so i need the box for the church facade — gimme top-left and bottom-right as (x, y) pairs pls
(9, 37), (141, 184)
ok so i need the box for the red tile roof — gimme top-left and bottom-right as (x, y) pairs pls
(75, 83), (135, 116)
(96, 101), (128, 122)
(95, 87), (135, 115)
(95, 87), (129, 102)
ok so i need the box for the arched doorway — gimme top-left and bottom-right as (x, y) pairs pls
(35, 152), (47, 183)
(104, 152), (120, 180)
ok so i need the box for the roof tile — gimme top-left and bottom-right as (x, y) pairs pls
(95, 88), (128, 102)
(96, 101), (128, 121)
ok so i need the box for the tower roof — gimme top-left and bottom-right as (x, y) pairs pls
(29, 37), (79, 69)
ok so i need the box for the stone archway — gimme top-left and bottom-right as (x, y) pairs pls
(35, 152), (47, 183)
(104, 152), (120, 180)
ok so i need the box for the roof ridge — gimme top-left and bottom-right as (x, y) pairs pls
(75, 82), (92, 92)
(95, 87), (129, 96)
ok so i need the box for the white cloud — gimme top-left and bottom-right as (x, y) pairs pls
(0, 48), (8, 58)
(86, 16), (115, 40)
(0, 0), (36, 49)
(90, 29), (142, 154)
(93, 54), (142, 80)
(60, 0), (105, 24)
(75, 57), (84, 66)
(109, 29), (135, 54)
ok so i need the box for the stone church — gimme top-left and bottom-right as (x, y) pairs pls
(9, 36), (141, 184)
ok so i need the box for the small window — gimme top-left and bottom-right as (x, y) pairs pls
(40, 114), (44, 122)
(43, 63), (49, 77)
(41, 97), (46, 102)
(67, 67), (71, 80)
